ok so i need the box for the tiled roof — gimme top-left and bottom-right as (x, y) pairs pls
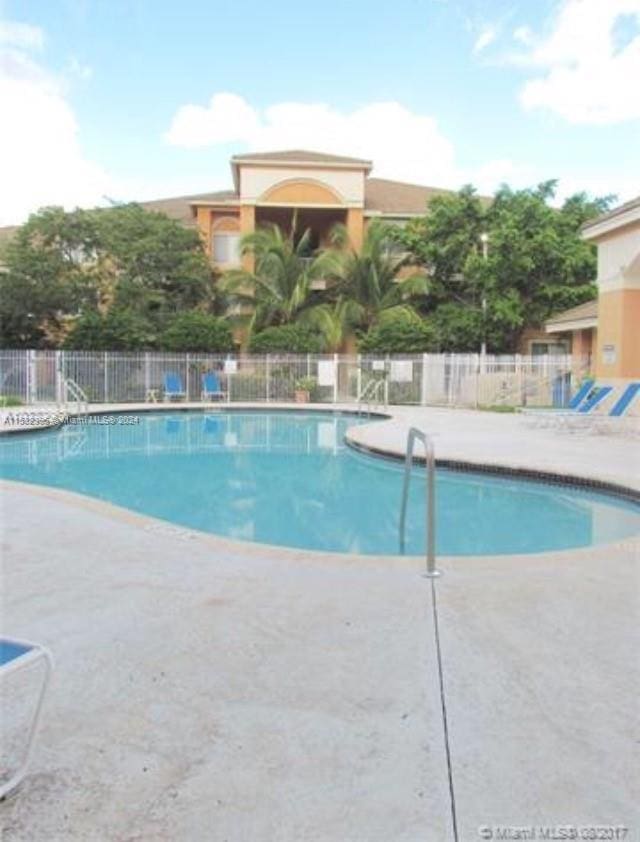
(0, 172), (491, 243)
(582, 195), (640, 232)
(0, 225), (18, 248)
(231, 149), (372, 166)
(546, 299), (598, 326)
(141, 177), (470, 221)
(140, 190), (237, 225)
(364, 178), (454, 214)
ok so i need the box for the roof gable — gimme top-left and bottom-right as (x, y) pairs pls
(231, 149), (372, 166)
(545, 299), (598, 329)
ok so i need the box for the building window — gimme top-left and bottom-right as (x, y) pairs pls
(212, 233), (241, 265)
(530, 341), (569, 356)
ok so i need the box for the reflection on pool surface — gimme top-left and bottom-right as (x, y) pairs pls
(1, 410), (638, 556)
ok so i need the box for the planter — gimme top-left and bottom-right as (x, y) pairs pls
(294, 390), (310, 403)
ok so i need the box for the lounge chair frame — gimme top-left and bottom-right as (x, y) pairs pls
(163, 373), (187, 402)
(0, 638), (53, 800)
(201, 373), (227, 402)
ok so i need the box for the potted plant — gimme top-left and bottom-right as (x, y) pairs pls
(294, 376), (317, 403)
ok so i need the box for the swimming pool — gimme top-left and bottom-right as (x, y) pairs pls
(1, 410), (638, 556)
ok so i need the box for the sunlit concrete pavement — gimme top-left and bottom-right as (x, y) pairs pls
(1, 478), (638, 841)
(346, 404), (640, 493)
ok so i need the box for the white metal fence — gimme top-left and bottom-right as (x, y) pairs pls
(0, 349), (584, 409)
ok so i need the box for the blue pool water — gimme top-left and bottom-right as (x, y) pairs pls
(0, 410), (638, 556)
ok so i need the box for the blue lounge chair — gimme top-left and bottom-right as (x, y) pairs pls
(201, 372), (225, 402)
(522, 378), (595, 426)
(576, 385), (613, 413)
(567, 379), (595, 410)
(608, 382), (640, 417)
(571, 382), (640, 433)
(163, 372), (186, 402)
(0, 638), (53, 799)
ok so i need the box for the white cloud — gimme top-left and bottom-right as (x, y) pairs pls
(67, 56), (92, 81)
(473, 25), (498, 54)
(0, 20), (44, 49)
(0, 19), (112, 225)
(513, 25), (533, 46)
(517, 0), (640, 123)
(166, 92), (259, 148)
(166, 93), (461, 188)
(164, 90), (638, 203)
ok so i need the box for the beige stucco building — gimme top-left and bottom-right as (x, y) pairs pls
(546, 196), (640, 379)
(142, 150), (454, 272)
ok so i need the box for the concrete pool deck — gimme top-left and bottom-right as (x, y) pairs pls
(1, 404), (639, 840)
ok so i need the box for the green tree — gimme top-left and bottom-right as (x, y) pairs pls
(0, 204), (213, 348)
(162, 312), (234, 352)
(398, 183), (612, 352)
(319, 220), (429, 336)
(0, 207), (101, 347)
(98, 204), (211, 318)
(64, 309), (156, 350)
(358, 313), (436, 353)
(220, 224), (325, 335)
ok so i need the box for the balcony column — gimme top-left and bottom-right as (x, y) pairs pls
(346, 208), (364, 252)
(196, 207), (213, 258)
(240, 204), (255, 272)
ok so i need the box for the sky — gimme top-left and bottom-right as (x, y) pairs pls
(0, 0), (639, 226)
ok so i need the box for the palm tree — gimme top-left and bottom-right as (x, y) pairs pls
(220, 223), (325, 335)
(317, 220), (429, 336)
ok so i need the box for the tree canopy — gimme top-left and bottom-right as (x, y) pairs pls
(220, 224), (324, 334)
(0, 204), (213, 348)
(248, 324), (323, 354)
(161, 312), (234, 353)
(358, 313), (436, 354)
(396, 182), (611, 352)
(0, 183), (611, 353)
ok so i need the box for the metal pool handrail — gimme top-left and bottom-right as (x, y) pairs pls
(357, 377), (386, 416)
(63, 377), (89, 416)
(399, 427), (441, 577)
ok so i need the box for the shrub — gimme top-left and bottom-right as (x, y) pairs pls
(249, 324), (323, 354)
(427, 303), (482, 353)
(0, 395), (23, 407)
(64, 309), (156, 350)
(294, 376), (319, 401)
(358, 317), (436, 354)
(162, 312), (234, 352)
(227, 373), (267, 400)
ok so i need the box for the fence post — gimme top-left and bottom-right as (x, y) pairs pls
(266, 355), (271, 403)
(384, 354), (389, 406)
(515, 353), (523, 406)
(474, 353), (480, 408)
(186, 353), (191, 402)
(356, 354), (362, 402)
(55, 350), (63, 404)
(333, 354), (338, 404)
(103, 351), (109, 403)
(27, 349), (37, 404)
(421, 354), (428, 406)
(144, 352), (150, 401)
